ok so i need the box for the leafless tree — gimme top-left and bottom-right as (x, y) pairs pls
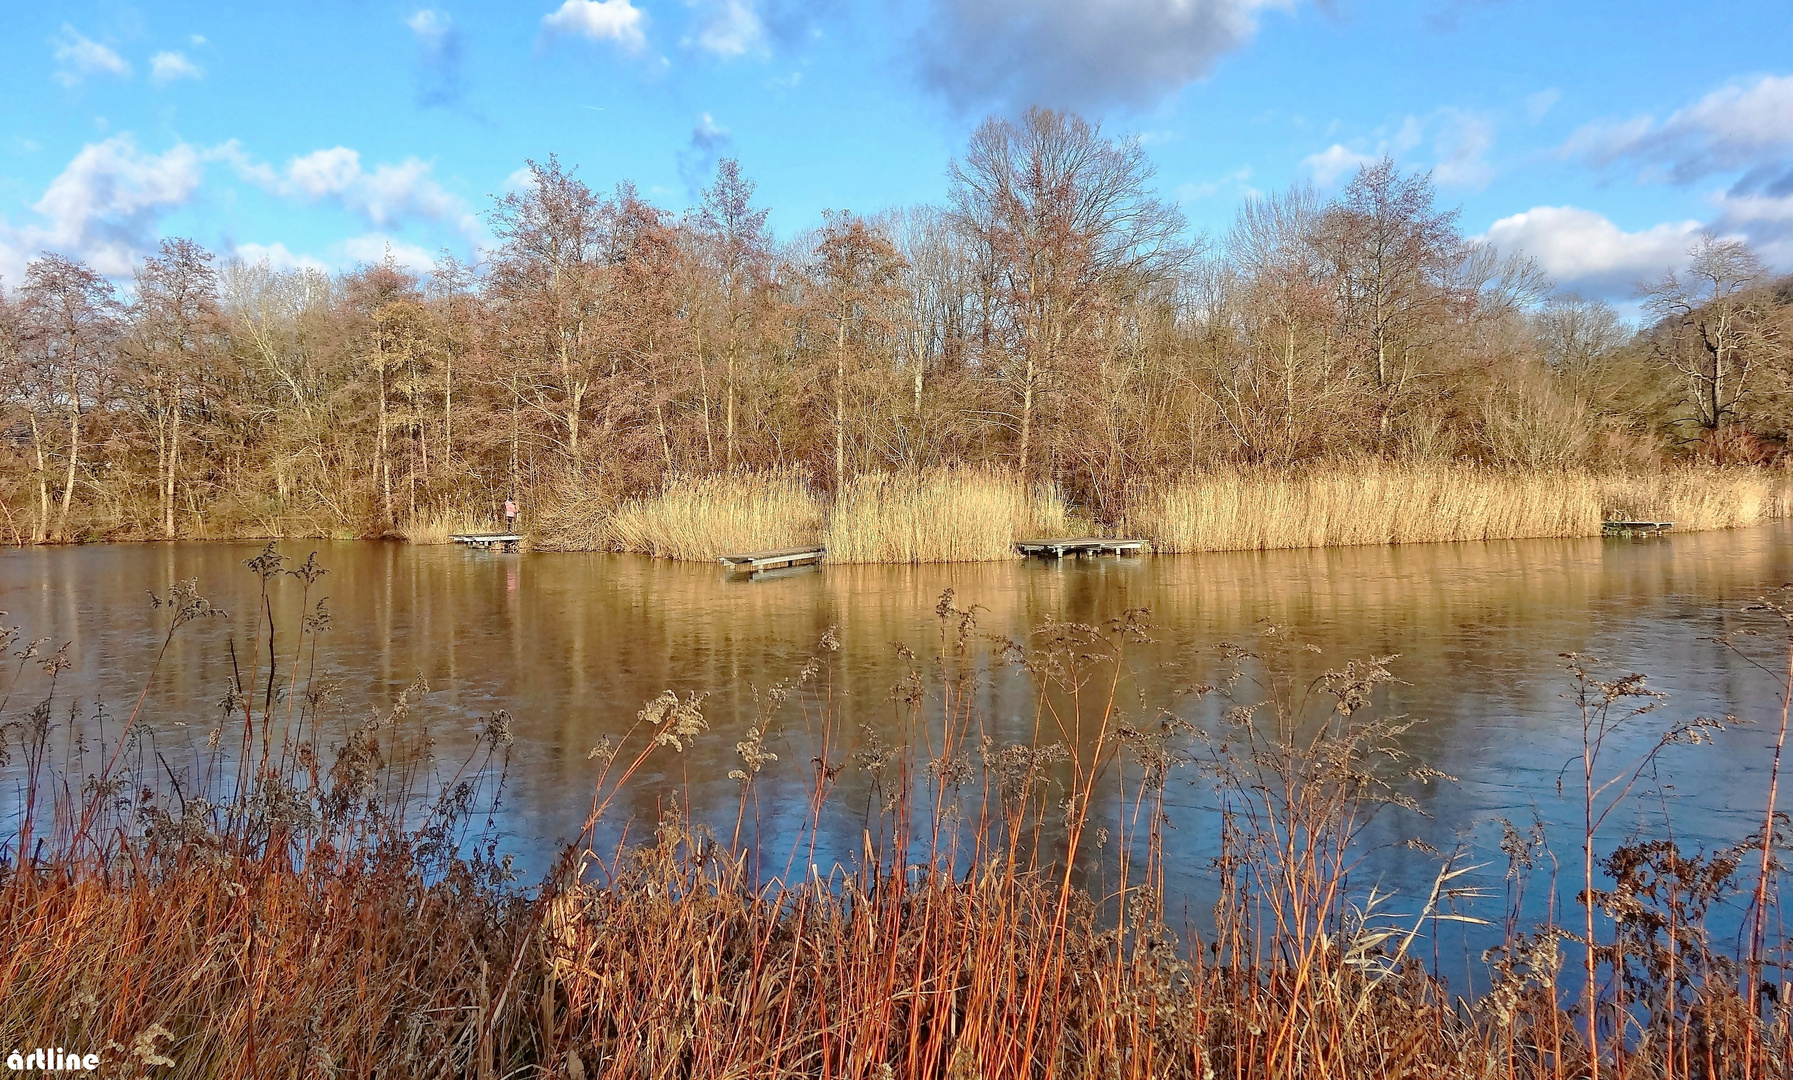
(1640, 235), (1780, 433)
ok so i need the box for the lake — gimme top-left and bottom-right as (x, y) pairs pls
(4, 527), (1789, 965)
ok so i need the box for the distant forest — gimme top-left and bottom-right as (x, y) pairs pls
(1, 107), (1789, 543)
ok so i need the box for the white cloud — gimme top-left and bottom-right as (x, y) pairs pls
(1715, 186), (1793, 268)
(287, 147), (363, 199)
(1480, 206), (1702, 296)
(52, 26), (132, 87)
(541, 0), (648, 53)
(342, 234), (439, 273)
(1302, 108), (1496, 190)
(691, 0), (768, 57)
(408, 8), (453, 45)
(1566, 74), (1793, 183)
(230, 241), (330, 274)
(149, 51), (203, 84)
(225, 145), (480, 242)
(1301, 144), (1376, 187)
(918, 0), (1297, 113)
(26, 136), (206, 276)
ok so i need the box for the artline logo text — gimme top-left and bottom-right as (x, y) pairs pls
(5, 1049), (100, 1072)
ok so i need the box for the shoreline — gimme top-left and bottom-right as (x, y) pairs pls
(14, 462), (1792, 560)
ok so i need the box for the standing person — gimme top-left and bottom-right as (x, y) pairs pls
(504, 496), (519, 533)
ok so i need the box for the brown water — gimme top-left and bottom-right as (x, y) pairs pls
(3, 528), (1790, 941)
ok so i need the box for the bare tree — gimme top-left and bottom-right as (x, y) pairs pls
(487, 157), (613, 479)
(949, 108), (1188, 475)
(810, 212), (905, 485)
(132, 238), (222, 538)
(690, 159), (773, 471)
(1322, 160), (1461, 445)
(19, 255), (121, 541)
(1640, 236), (1779, 433)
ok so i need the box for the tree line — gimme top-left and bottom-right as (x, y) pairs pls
(1, 108), (1789, 542)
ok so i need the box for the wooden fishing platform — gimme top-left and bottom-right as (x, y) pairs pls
(718, 545), (826, 575)
(1017, 538), (1148, 559)
(1602, 520), (1674, 537)
(451, 533), (524, 551)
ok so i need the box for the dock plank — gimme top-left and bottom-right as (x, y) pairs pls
(452, 533), (524, 550)
(1017, 538), (1147, 558)
(718, 545), (826, 573)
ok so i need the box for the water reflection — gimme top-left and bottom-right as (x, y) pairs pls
(3, 528), (1789, 954)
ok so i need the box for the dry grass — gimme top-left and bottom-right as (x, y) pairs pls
(2, 557), (1792, 1077)
(400, 506), (505, 544)
(1127, 462), (1793, 553)
(1600, 466), (1793, 531)
(823, 467), (1068, 563)
(516, 463), (1793, 562)
(1127, 463), (1604, 552)
(589, 467), (823, 560)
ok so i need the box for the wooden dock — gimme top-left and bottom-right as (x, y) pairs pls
(1602, 520), (1674, 537)
(718, 545), (826, 575)
(452, 533), (524, 551)
(1017, 538), (1147, 559)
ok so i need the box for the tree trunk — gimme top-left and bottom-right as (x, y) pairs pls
(1018, 356), (1036, 476)
(30, 414), (48, 543)
(444, 343), (454, 474)
(165, 378), (180, 539)
(835, 313), (848, 487)
(55, 376), (79, 542)
(378, 363), (392, 528)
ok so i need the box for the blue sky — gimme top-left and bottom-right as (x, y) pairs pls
(2, 0), (1791, 302)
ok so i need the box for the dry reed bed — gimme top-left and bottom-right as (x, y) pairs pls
(1127, 463), (1793, 553)
(533, 463), (1793, 564)
(401, 506), (506, 544)
(823, 468), (1068, 563)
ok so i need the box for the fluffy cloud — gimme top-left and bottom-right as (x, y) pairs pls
(342, 234), (440, 273)
(1302, 108), (1495, 190)
(1302, 144), (1378, 187)
(149, 51), (203, 84)
(541, 0), (649, 53)
(1566, 74), (1793, 183)
(408, 9), (468, 107)
(1, 136), (205, 277)
(917, 0), (1295, 114)
(1715, 173), (1793, 267)
(52, 26), (131, 87)
(224, 145), (480, 241)
(1479, 206), (1702, 297)
(229, 241), (331, 274)
(691, 0), (768, 57)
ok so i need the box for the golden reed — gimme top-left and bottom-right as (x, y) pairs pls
(532, 462), (1793, 562)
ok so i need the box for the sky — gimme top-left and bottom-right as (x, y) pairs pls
(1, 0), (1791, 304)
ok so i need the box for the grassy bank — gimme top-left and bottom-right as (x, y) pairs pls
(530, 463), (1793, 562)
(3, 553), (1791, 1077)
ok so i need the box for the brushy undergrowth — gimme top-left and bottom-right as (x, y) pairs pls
(3, 548), (1792, 1077)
